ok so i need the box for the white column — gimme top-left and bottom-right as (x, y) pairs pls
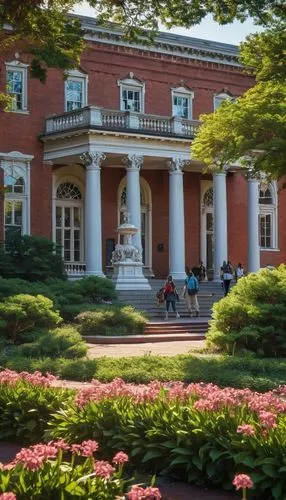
(213, 171), (228, 281)
(122, 154), (143, 250)
(248, 177), (260, 272)
(167, 158), (186, 279)
(81, 151), (106, 277)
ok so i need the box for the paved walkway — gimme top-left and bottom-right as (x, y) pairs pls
(87, 340), (205, 358)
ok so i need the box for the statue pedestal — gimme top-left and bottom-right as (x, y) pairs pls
(111, 221), (151, 291)
(113, 260), (151, 290)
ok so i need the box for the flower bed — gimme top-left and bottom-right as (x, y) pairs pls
(0, 370), (285, 499)
(0, 440), (161, 499)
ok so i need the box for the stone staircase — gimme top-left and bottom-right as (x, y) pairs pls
(118, 280), (224, 319)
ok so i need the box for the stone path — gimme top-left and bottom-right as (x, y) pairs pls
(87, 339), (205, 358)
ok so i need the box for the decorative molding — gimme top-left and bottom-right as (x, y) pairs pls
(167, 158), (188, 172)
(122, 154), (144, 170)
(80, 151), (106, 169)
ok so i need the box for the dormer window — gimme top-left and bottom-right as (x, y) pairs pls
(65, 69), (88, 112)
(118, 73), (145, 113)
(213, 89), (235, 111)
(171, 86), (194, 119)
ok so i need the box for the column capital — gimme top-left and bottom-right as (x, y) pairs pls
(80, 152), (106, 170)
(167, 158), (188, 173)
(122, 154), (143, 170)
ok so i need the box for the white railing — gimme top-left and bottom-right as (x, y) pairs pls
(45, 106), (200, 138)
(102, 109), (127, 128)
(139, 115), (171, 134)
(65, 262), (86, 277)
(181, 119), (201, 136)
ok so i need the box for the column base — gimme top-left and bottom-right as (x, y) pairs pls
(113, 262), (151, 290)
(85, 271), (106, 278)
(169, 271), (187, 280)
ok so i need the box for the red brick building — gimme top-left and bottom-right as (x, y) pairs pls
(0, 15), (285, 280)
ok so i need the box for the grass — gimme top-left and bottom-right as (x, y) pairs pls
(0, 352), (285, 391)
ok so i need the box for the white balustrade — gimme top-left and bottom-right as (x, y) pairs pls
(139, 115), (171, 133)
(45, 106), (200, 137)
(102, 110), (127, 128)
(65, 262), (86, 276)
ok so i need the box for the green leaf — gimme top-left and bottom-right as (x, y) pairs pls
(261, 464), (279, 478)
(142, 450), (163, 463)
(172, 447), (192, 455)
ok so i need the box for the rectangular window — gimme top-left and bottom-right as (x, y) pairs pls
(260, 214), (272, 248)
(172, 95), (190, 119)
(4, 200), (23, 248)
(66, 79), (84, 111)
(6, 70), (23, 110)
(121, 87), (141, 112)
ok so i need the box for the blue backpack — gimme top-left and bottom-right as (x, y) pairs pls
(187, 276), (199, 296)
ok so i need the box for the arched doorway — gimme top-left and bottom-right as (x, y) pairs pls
(118, 177), (152, 271)
(201, 184), (214, 272)
(55, 181), (84, 264)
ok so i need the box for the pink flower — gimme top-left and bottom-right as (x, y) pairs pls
(126, 485), (161, 499)
(71, 444), (82, 455)
(94, 460), (115, 479)
(112, 451), (129, 464)
(237, 424), (255, 436)
(0, 493), (17, 500)
(233, 474), (253, 490)
(14, 448), (45, 471)
(259, 411), (277, 429)
(81, 440), (99, 457)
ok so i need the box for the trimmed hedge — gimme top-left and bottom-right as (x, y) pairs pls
(76, 305), (147, 336)
(207, 265), (286, 357)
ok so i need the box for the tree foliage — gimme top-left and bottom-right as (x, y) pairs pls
(191, 23), (286, 178)
(0, 0), (284, 82)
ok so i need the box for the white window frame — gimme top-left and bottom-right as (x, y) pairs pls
(171, 86), (194, 119)
(5, 60), (29, 113)
(65, 69), (88, 112)
(0, 151), (32, 243)
(118, 73), (145, 113)
(259, 182), (278, 250)
(213, 91), (234, 111)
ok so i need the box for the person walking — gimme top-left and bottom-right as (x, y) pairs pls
(184, 270), (200, 317)
(235, 262), (245, 281)
(164, 275), (180, 320)
(222, 260), (234, 296)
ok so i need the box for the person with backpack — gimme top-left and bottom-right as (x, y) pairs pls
(184, 270), (200, 317)
(163, 275), (180, 320)
(222, 260), (234, 296)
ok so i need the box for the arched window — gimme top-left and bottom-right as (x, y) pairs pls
(4, 175), (25, 245)
(259, 183), (277, 249)
(56, 182), (83, 262)
(203, 187), (213, 207)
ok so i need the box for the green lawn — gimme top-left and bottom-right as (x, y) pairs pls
(0, 351), (285, 391)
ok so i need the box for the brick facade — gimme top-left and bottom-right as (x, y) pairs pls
(0, 19), (285, 278)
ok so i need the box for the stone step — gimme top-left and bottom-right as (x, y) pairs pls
(83, 333), (205, 344)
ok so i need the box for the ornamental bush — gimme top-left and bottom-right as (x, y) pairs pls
(0, 295), (62, 343)
(76, 306), (147, 336)
(0, 235), (66, 281)
(207, 265), (286, 357)
(17, 326), (87, 359)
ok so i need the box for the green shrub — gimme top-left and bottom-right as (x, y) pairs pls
(207, 265), (286, 357)
(0, 380), (73, 443)
(17, 326), (87, 359)
(76, 305), (147, 336)
(0, 276), (118, 319)
(0, 294), (62, 342)
(0, 235), (66, 281)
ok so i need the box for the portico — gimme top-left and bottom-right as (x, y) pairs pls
(41, 105), (261, 281)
